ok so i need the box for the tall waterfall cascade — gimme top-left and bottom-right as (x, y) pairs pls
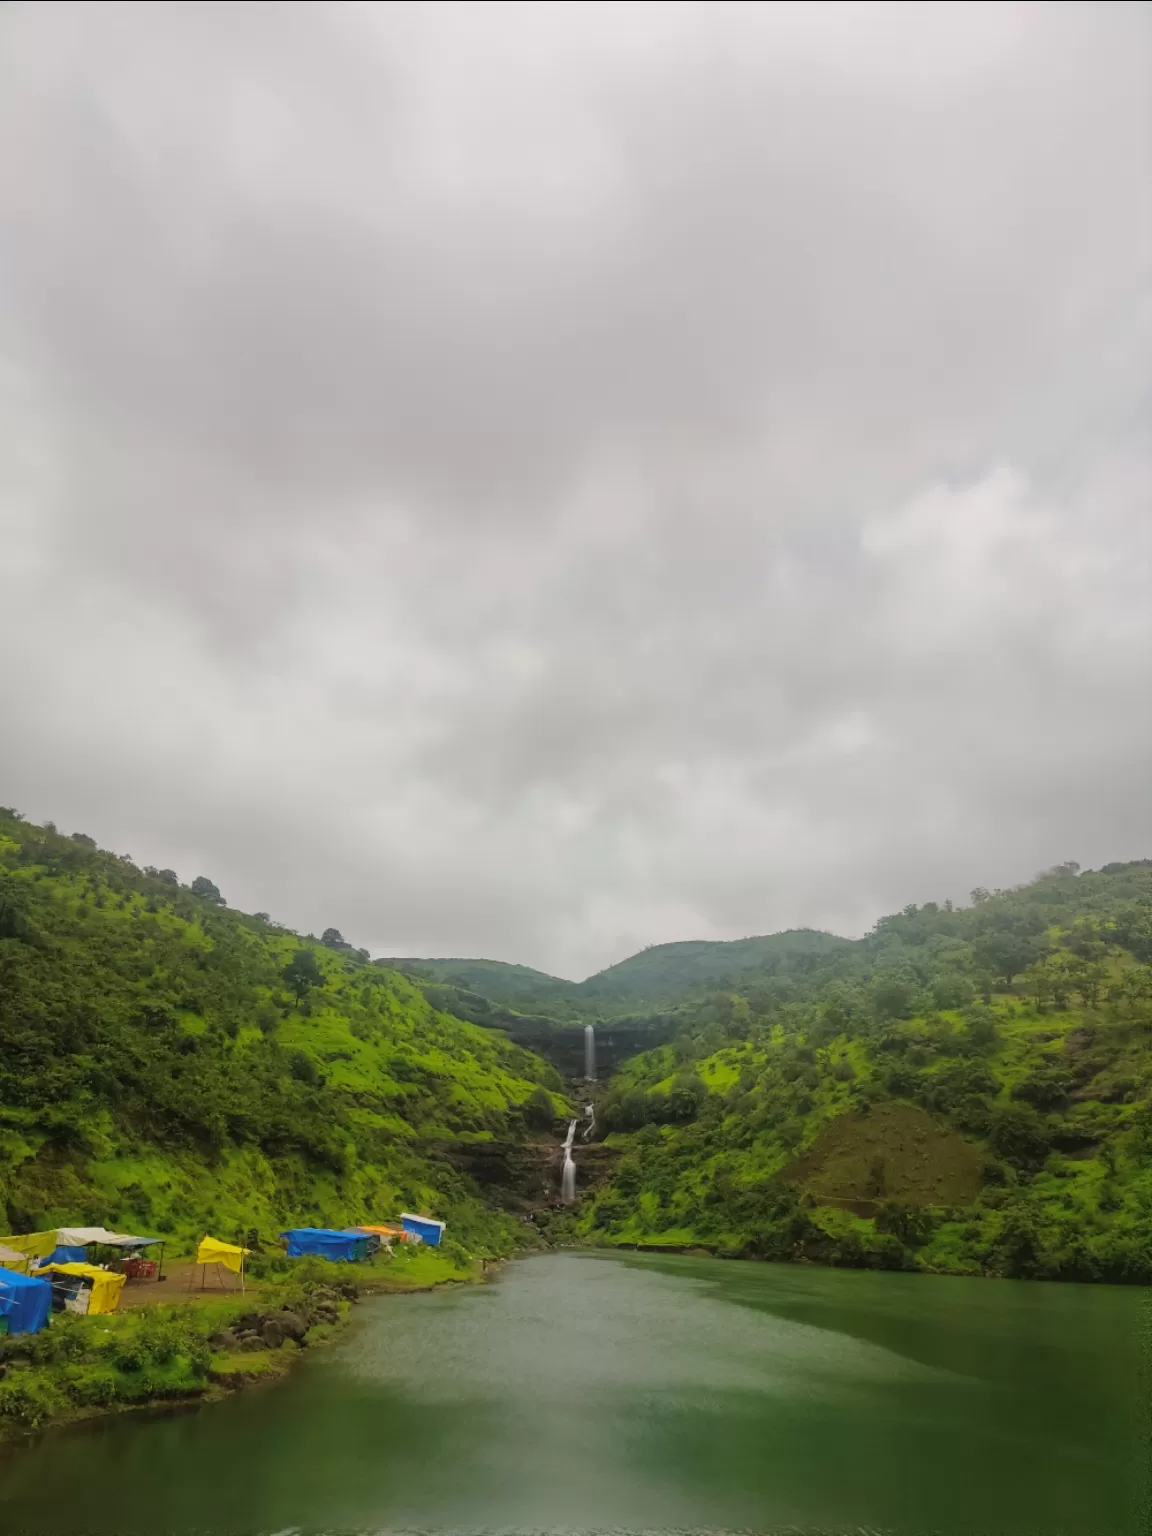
(561, 1119), (577, 1204)
(584, 1023), (596, 1081)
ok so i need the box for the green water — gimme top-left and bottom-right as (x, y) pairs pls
(0, 1251), (1145, 1535)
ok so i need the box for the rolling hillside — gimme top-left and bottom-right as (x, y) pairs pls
(0, 809), (566, 1256)
(578, 861), (1152, 1282)
(388, 928), (854, 1025)
(578, 929), (853, 1009)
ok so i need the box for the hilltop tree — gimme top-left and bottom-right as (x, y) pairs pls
(282, 948), (325, 1004)
(321, 928), (348, 950)
(190, 876), (225, 906)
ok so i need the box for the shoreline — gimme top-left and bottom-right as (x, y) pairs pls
(0, 1249), (498, 1452)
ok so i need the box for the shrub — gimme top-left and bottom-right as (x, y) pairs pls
(0, 1373), (64, 1427)
(67, 1369), (122, 1407)
(986, 1104), (1052, 1171)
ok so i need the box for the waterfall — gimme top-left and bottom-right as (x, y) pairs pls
(582, 1101), (596, 1141)
(584, 1023), (596, 1081)
(561, 1119), (577, 1204)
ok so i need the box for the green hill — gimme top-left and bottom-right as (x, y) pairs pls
(384, 957), (586, 1021)
(578, 929), (853, 1009)
(391, 928), (854, 1026)
(0, 810), (566, 1257)
(579, 862), (1152, 1283)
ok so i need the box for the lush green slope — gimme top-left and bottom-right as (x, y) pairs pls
(0, 810), (566, 1257)
(580, 863), (1152, 1282)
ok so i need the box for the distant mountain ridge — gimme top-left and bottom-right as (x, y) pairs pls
(384, 928), (851, 1022)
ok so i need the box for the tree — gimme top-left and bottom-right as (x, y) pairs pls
(282, 948), (325, 1004)
(190, 876), (225, 906)
(287, 1048), (321, 1085)
(875, 1200), (934, 1246)
(69, 832), (96, 847)
(986, 1104), (1051, 1171)
(871, 974), (918, 1023)
(0, 879), (30, 941)
(156, 869), (178, 886)
(666, 1073), (707, 1121)
(321, 928), (348, 950)
(1011, 1067), (1070, 1111)
(973, 929), (1045, 987)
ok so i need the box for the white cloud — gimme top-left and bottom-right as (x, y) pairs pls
(0, 1), (1148, 977)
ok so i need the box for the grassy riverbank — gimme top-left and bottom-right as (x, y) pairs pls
(0, 1246), (473, 1442)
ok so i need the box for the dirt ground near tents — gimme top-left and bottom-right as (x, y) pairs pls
(117, 1260), (266, 1308)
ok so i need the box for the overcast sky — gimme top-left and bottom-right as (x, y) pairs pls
(1, 2), (1149, 979)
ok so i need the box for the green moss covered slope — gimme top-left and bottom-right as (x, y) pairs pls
(0, 809), (565, 1255)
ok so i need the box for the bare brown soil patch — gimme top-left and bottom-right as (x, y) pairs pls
(117, 1260), (265, 1308)
(781, 1101), (984, 1208)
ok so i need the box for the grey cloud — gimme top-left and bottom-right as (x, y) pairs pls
(0, 2), (1148, 978)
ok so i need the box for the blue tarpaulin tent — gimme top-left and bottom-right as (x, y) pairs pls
(0, 1268), (52, 1334)
(44, 1246), (88, 1265)
(401, 1213), (446, 1247)
(280, 1228), (370, 1262)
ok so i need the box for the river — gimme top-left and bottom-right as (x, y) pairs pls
(0, 1251), (1144, 1535)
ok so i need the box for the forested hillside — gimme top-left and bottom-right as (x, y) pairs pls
(580, 862), (1152, 1282)
(0, 810), (565, 1256)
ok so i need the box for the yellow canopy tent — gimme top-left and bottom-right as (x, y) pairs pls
(0, 1232), (57, 1262)
(40, 1263), (126, 1315)
(0, 1244), (31, 1273)
(192, 1235), (250, 1291)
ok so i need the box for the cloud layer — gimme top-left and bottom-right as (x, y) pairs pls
(1, 2), (1148, 977)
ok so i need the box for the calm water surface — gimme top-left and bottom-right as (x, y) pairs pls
(0, 1251), (1144, 1536)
